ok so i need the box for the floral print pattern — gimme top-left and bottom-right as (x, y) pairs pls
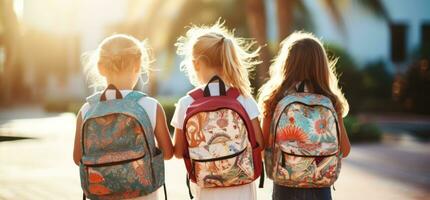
(185, 109), (254, 187)
(265, 93), (341, 188)
(80, 91), (164, 200)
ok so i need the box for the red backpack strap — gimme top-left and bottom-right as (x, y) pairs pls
(188, 88), (204, 100)
(226, 87), (240, 99)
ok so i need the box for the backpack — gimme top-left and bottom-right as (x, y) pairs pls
(182, 76), (263, 191)
(264, 82), (341, 188)
(79, 85), (165, 200)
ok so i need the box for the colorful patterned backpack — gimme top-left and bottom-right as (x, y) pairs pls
(182, 76), (263, 194)
(264, 82), (341, 188)
(80, 85), (165, 200)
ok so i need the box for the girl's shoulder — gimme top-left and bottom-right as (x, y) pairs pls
(237, 94), (258, 105)
(237, 95), (260, 119)
(139, 95), (159, 105)
(175, 93), (195, 108)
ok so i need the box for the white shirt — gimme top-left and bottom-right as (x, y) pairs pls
(170, 83), (260, 200)
(80, 90), (158, 131)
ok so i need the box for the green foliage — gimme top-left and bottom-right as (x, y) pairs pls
(325, 44), (365, 114)
(344, 116), (382, 143)
(397, 59), (430, 114)
(325, 44), (396, 113)
(362, 60), (393, 99)
(159, 98), (178, 133)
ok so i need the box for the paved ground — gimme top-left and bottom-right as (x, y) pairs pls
(0, 107), (429, 199)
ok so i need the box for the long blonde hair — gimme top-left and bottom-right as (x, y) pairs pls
(82, 34), (151, 89)
(175, 21), (260, 97)
(258, 32), (349, 117)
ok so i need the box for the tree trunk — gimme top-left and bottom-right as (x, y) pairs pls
(245, 0), (270, 90)
(276, 0), (296, 41)
(1, 0), (20, 103)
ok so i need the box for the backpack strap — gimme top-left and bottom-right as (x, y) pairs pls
(85, 84), (123, 106)
(85, 92), (102, 106)
(124, 90), (147, 101)
(297, 81), (306, 93)
(226, 87), (240, 99)
(188, 88), (204, 100)
(203, 75), (226, 97)
(125, 92), (157, 154)
(188, 87), (240, 100)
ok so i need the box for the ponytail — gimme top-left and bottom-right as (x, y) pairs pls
(219, 37), (253, 97)
(176, 21), (260, 97)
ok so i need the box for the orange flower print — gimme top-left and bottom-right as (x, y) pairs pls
(95, 115), (115, 126)
(276, 126), (308, 143)
(289, 117), (295, 124)
(88, 170), (104, 183)
(133, 160), (151, 185)
(89, 184), (111, 195)
(314, 119), (327, 135)
(186, 113), (208, 147)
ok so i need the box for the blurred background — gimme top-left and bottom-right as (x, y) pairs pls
(0, 0), (429, 199)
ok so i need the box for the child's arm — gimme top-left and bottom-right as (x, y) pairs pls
(73, 111), (83, 166)
(338, 115), (351, 158)
(154, 103), (174, 160)
(173, 128), (186, 159)
(261, 116), (272, 148)
(252, 118), (264, 149)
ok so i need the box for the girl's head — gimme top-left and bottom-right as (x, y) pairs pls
(84, 34), (150, 89)
(176, 21), (260, 97)
(258, 32), (349, 117)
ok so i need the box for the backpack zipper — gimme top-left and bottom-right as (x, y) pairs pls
(84, 154), (146, 167)
(192, 148), (246, 162)
(282, 151), (337, 158)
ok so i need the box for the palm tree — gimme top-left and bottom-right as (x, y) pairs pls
(246, 0), (390, 87)
(245, 0), (271, 89)
(0, 0), (20, 103)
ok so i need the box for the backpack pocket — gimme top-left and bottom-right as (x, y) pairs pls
(81, 155), (155, 199)
(192, 145), (254, 187)
(274, 150), (340, 188)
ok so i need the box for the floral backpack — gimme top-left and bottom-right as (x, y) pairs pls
(264, 82), (341, 188)
(182, 76), (263, 197)
(80, 85), (165, 200)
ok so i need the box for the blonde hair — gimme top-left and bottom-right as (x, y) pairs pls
(82, 34), (151, 89)
(175, 21), (260, 97)
(258, 31), (349, 117)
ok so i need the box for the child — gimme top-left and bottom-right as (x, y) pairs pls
(73, 34), (173, 200)
(172, 22), (264, 200)
(258, 32), (351, 200)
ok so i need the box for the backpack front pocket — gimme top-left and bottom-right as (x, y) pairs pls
(82, 156), (154, 199)
(274, 150), (340, 188)
(192, 146), (254, 187)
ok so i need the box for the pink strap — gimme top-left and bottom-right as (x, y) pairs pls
(227, 88), (240, 99)
(188, 87), (240, 100)
(188, 88), (204, 100)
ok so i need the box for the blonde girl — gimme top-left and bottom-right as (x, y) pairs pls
(73, 34), (173, 200)
(172, 22), (264, 200)
(258, 32), (351, 200)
